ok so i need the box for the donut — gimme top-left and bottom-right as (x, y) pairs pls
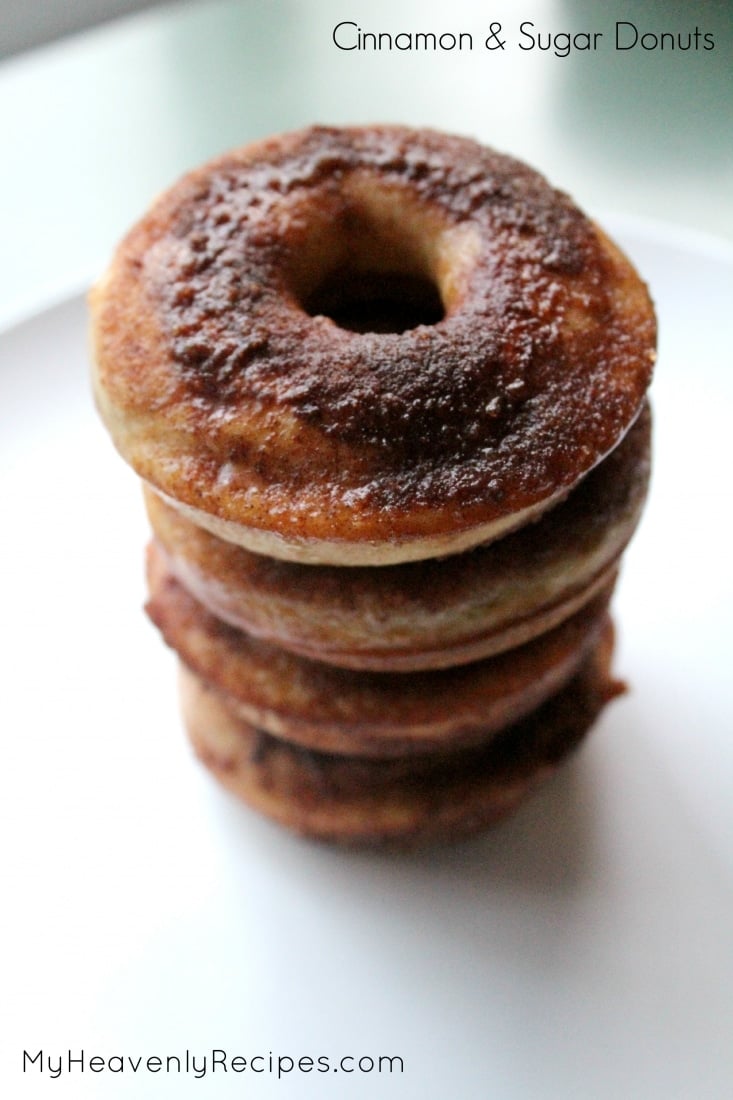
(179, 617), (622, 845)
(92, 125), (656, 845)
(144, 403), (650, 670)
(90, 126), (656, 566)
(145, 539), (614, 758)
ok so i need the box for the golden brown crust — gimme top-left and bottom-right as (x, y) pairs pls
(144, 403), (650, 670)
(179, 618), (621, 845)
(145, 541), (615, 758)
(91, 126), (656, 565)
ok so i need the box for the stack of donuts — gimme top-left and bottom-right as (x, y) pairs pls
(90, 126), (655, 844)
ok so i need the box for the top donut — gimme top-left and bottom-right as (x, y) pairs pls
(90, 125), (656, 565)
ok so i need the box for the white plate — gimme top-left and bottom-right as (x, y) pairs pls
(2, 220), (732, 1100)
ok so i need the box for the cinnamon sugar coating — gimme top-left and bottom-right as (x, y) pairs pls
(91, 126), (656, 564)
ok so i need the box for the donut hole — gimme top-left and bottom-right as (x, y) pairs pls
(287, 180), (459, 334)
(305, 269), (444, 334)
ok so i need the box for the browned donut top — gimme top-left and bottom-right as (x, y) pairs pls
(91, 125), (656, 563)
